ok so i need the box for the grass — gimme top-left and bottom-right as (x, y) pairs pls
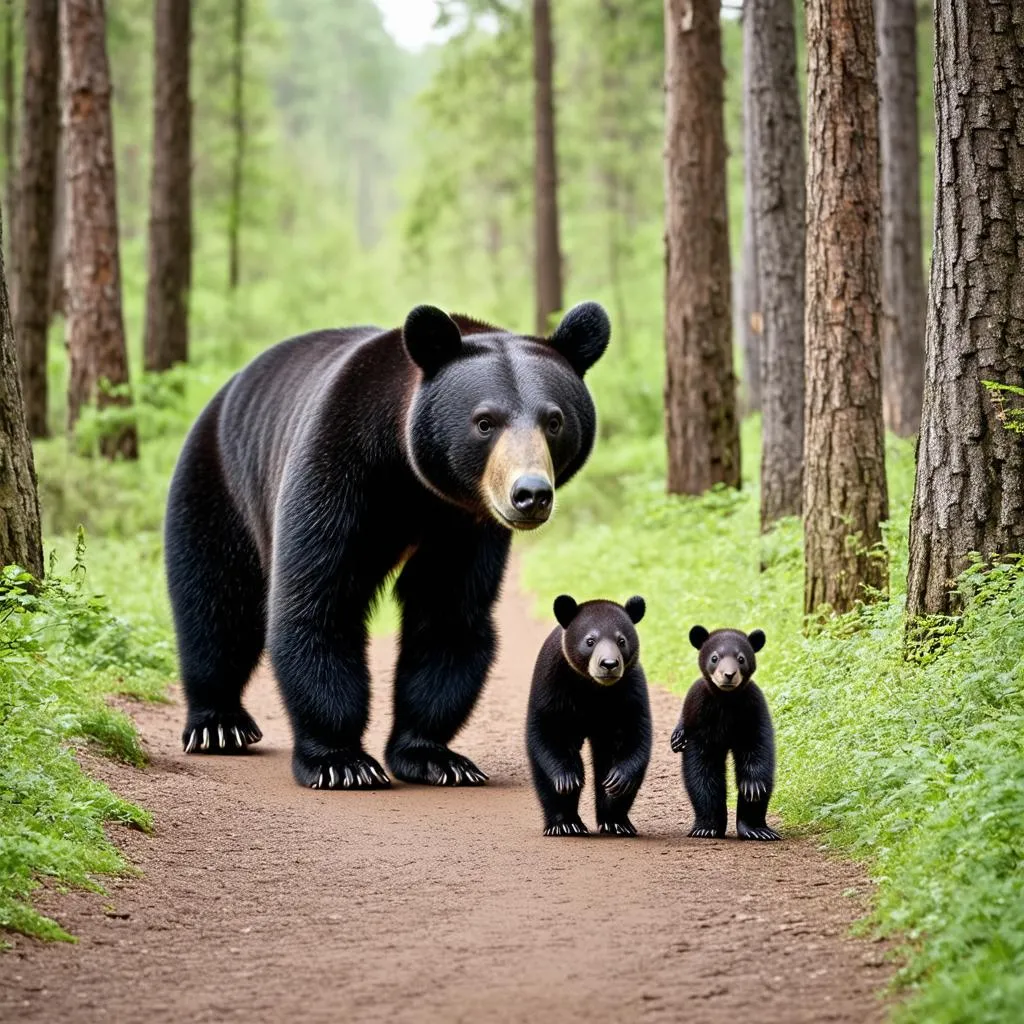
(520, 422), (1024, 1024)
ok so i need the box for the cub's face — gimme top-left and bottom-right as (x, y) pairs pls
(403, 304), (609, 530)
(555, 595), (646, 686)
(689, 625), (766, 692)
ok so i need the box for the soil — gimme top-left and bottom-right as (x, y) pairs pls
(0, 564), (891, 1022)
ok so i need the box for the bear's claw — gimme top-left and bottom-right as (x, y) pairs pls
(386, 743), (488, 787)
(306, 755), (391, 790)
(553, 770), (582, 795)
(182, 709), (262, 755)
(688, 826), (724, 839)
(544, 820), (590, 837)
(738, 822), (781, 841)
(738, 779), (769, 802)
(598, 820), (637, 837)
(669, 726), (686, 753)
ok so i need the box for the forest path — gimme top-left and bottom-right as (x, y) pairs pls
(0, 563), (890, 1023)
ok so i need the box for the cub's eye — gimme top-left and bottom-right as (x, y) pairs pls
(475, 417), (493, 437)
(738, 654), (746, 665)
(616, 636), (627, 648)
(585, 636), (596, 647)
(709, 653), (719, 665)
(547, 413), (563, 436)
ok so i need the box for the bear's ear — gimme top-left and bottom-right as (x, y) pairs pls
(689, 625), (709, 650)
(403, 305), (463, 377)
(748, 629), (766, 653)
(553, 594), (579, 629)
(548, 301), (610, 377)
(624, 595), (646, 624)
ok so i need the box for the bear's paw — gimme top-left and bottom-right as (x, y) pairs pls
(182, 708), (263, 755)
(737, 822), (782, 841)
(386, 741), (488, 787)
(598, 819), (637, 837)
(294, 749), (391, 790)
(543, 818), (590, 837)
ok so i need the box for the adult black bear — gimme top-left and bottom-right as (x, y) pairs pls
(165, 302), (610, 789)
(526, 595), (651, 836)
(670, 626), (781, 840)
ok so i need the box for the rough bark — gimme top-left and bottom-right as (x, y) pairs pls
(876, 0), (925, 437)
(749, 0), (806, 528)
(533, 0), (563, 335)
(13, 0), (59, 438)
(61, 0), (137, 460)
(906, 0), (1024, 619)
(740, 2), (761, 416)
(663, 0), (739, 495)
(227, 0), (244, 291)
(48, 120), (65, 318)
(3, 0), (15, 253)
(0, 204), (44, 578)
(144, 0), (191, 372)
(803, 0), (888, 616)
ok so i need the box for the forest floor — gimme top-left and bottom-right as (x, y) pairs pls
(0, 563), (892, 1023)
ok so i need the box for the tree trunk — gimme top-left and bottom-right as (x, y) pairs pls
(663, 0), (739, 495)
(803, 0), (888, 616)
(3, 0), (15, 257)
(0, 203), (44, 578)
(906, 0), (1024, 619)
(48, 119), (65, 318)
(876, 0), (925, 437)
(61, 0), (137, 460)
(749, 0), (806, 529)
(532, 0), (563, 335)
(13, 0), (59, 439)
(143, 0), (191, 373)
(227, 0), (244, 291)
(739, 2), (761, 417)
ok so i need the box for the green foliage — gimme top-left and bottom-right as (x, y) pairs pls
(522, 427), (1023, 1023)
(0, 543), (173, 943)
(984, 381), (1024, 436)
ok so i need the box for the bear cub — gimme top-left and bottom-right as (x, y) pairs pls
(671, 625), (780, 841)
(526, 595), (652, 837)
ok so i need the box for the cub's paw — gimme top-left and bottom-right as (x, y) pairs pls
(293, 750), (391, 790)
(738, 778), (770, 802)
(182, 708), (262, 755)
(669, 725), (686, 753)
(737, 821), (782, 841)
(544, 818), (589, 837)
(598, 819), (637, 837)
(688, 826), (724, 839)
(387, 742), (488, 786)
(553, 770), (582, 796)
(602, 767), (638, 799)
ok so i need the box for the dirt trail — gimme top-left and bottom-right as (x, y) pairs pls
(0, 564), (890, 1023)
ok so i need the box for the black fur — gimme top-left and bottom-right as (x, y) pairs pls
(670, 627), (780, 840)
(526, 597), (652, 836)
(165, 304), (609, 788)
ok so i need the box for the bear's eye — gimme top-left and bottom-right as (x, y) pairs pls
(475, 416), (493, 437)
(547, 413), (563, 436)
(585, 636), (596, 647)
(616, 636), (627, 648)
(738, 654), (746, 665)
(709, 653), (719, 665)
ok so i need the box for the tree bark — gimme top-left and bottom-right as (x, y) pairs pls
(749, 0), (806, 529)
(739, 2), (761, 416)
(227, 0), (244, 291)
(533, 0), (563, 335)
(3, 0), (15, 256)
(0, 203), (44, 578)
(876, 0), (925, 437)
(663, 0), (739, 495)
(906, 0), (1024, 619)
(61, 0), (137, 460)
(143, 0), (191, 372)
(48, 120), (65, 318)
(13, 0), (59, 439)
(803, 0), (888, 616)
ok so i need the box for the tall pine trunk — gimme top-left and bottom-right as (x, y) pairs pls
(227, 0), (244, 291)
(0, 203), (43, 577)
(739, 2), (761, 416)
(3, 0), (14, 254)
(61, 0), (137, 460)
(876, 0), (925, 437)
(13, 0), (59, 439)
(144, 0), (191, 372)
(663, 0), (739, 495)
(906, 0), (1024, 619)
(803, 0), (888, 616)
(532, 0), (563, 335)
(750, 0), (805, 529)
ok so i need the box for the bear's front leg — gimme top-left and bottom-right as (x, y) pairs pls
(527, 739), (588, 836)
(385, 523), (509, 786)
(734, 749), (780, 841)
(683, 740), (728, 838)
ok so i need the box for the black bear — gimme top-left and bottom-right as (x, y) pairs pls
(670, 625), (780, 840)
(165, 302), (610, 789)
(526, 595), (651, 836)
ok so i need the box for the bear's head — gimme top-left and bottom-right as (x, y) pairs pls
(402, 302), (609, 531)
(689, 626), (766, 693)
(554, 594), (645, 686)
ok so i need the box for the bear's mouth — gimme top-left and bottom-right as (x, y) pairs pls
(490, 507), (549, 531)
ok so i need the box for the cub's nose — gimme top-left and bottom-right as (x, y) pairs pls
(722, 670), (736, 683)
(511, 475), (553, 519)
(599, 657), (619, 672)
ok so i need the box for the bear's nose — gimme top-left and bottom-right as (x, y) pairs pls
(511, 475), (553, 519)
(599, 657), (619, 671)
(722, 670), (736, 682)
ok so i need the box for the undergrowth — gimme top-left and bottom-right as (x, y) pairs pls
(521, 425), (1024, 1024)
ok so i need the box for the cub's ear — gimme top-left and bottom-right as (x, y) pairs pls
(624, 595), (646, 624)
(689, 625), (709, 650)
(548, 301), (610, 377)
(403, 305), (463, 377)
(553, 594), (579, 629)
(748, 629), (766, 653)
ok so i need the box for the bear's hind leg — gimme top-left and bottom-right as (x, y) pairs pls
(683, 741), (727, 838)
(166, 414), (266, 756)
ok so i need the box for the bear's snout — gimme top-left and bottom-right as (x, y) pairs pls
(511, 475), (553, 520)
